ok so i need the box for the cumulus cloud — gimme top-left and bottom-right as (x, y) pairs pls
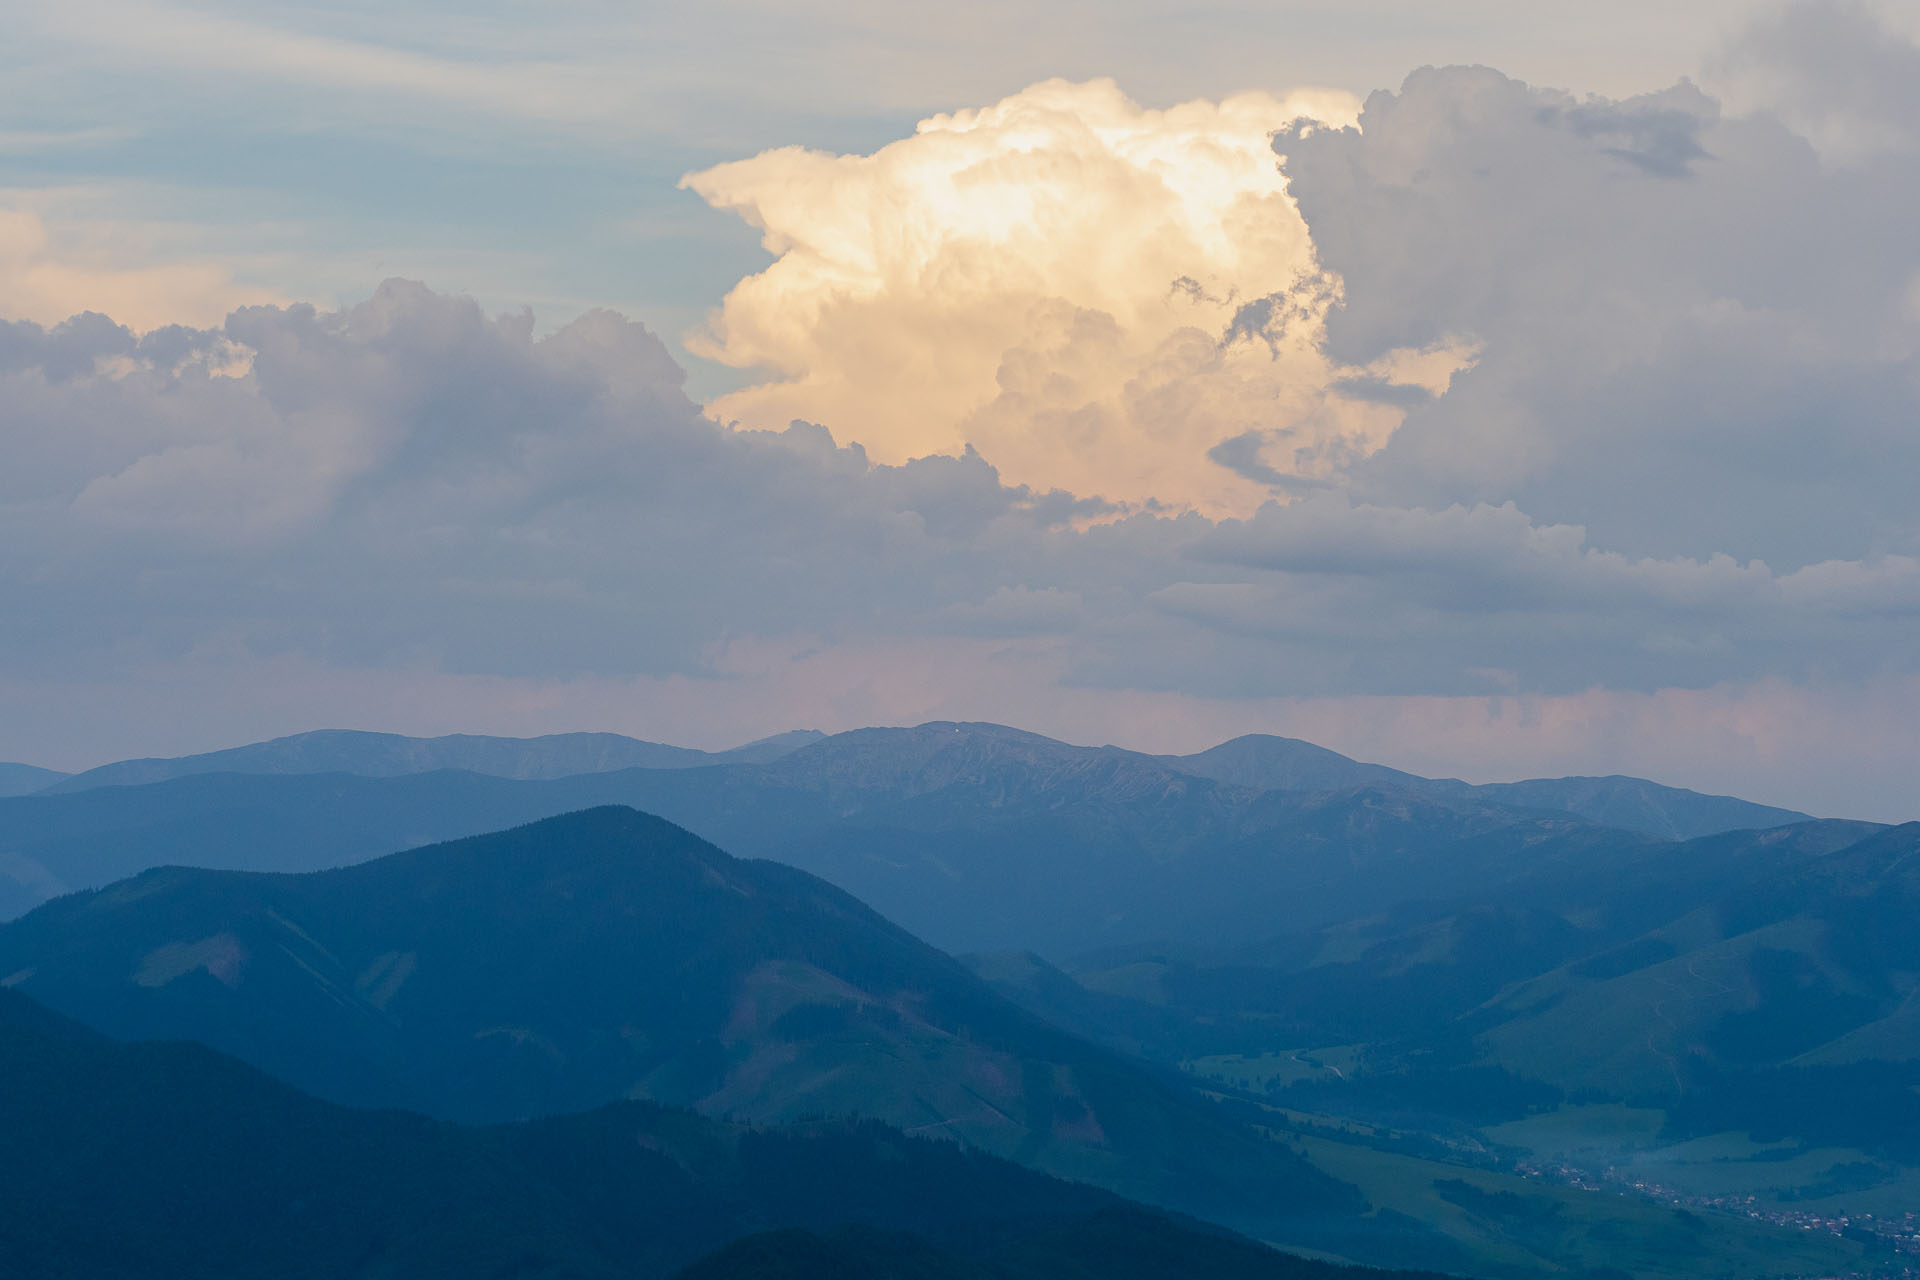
(0, 280), (1154, 686)
(683, 79), (1472, 515)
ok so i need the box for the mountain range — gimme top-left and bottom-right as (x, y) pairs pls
(13, 723), (1809, 843)
(0, 802), (1883, 1279)
(4, 720), (1902, 1277)
(0, 723), (1819, 957)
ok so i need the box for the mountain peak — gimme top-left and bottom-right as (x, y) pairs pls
(1161, 735), (1432, 795)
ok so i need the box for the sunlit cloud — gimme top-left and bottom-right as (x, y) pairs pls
(0, 207), (275, 332)
(684, 79), (1472, 515)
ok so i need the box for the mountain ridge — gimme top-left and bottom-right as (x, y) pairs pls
(0, 724), (1831, 953)
(1158, 733), (1813, 840)
(42, 727), (827, 793)
(34, 721), (1812, 843)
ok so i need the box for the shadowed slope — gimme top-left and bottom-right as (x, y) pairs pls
(0, 986), (1414, 1280)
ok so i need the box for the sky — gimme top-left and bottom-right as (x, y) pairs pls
(2, 0), (1919, 820)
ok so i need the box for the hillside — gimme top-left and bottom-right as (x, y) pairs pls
(0, 985), (1406, 1280)
(974, 819), (1913, 1087)
(1477, 821), (1920, 1102)
(0, 806), (1351, 1228)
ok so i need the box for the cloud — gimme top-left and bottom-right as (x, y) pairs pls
(0, 281), (1150, 685)
(4, 278), (1915, 706)
(1170, 494), (1920, 694)
(1279, 59), (1920, 569)
(682, 79), (1474, 515)
(0, 207), (276, 332)
(1711, 0), (1920, 161)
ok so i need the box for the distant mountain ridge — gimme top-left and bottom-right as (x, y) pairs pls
(42, 727), (827, 793)
(35, 722), (1811, 844)
(1159, 733), (1812, 841)
(0, 723), (1833, 953)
